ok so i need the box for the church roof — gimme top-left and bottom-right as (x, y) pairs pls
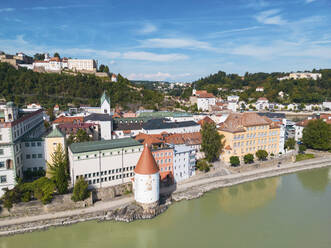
(100, 91), (110, 106)
(46, 127), (64, 138)
(134, 144), (159, 175)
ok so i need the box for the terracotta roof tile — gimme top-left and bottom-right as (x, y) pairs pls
(134, 144), (159, 175)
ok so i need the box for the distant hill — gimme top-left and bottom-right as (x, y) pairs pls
(192, 70), (331, 103)
(0, 62), (164, 110)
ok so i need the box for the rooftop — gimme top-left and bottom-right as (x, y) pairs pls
(84, 113), (111, 122)
(143, 119), (199, 130)
(69, 137), (142, 154)
(134, 144), (159, 175)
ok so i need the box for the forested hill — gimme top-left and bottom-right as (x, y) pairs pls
(0, 62), (164, 110)
(193, 70), (331, 103)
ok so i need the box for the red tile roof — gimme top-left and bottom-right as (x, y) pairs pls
(134, 144), (159, 175)
(197, 116), (215, 126)
(53, 116), (84, 124)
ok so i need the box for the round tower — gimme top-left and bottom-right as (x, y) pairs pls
(134, 144), (160, 210)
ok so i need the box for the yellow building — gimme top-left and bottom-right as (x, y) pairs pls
(218, 112), (280, 163)
(44, 128), (65, 178)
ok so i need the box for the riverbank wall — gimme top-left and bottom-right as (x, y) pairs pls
(0, 157), (330, 237)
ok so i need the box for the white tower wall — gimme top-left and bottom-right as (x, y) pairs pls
(134, 172), (159, 205)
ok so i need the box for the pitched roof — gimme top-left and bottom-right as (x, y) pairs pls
(53, 116), (84, 124)
(257, 97), (268, 101)
(134, 144), (159, 175)
(218, 112), (271, 133)
(197, 116), (215, 126)
(46, 127), (64, 138)
(164, 132), (201, 145)
(69, 137), (142, 154)
(100, 91), (110, 106)
(134, 133), (164, 146)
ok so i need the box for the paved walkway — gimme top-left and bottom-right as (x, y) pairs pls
(0, 155), (330, 228)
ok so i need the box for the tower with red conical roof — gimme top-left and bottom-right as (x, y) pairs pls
(134, 144), (160, 209)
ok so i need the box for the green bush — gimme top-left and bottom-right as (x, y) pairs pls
(196, 160), (212, 172)
(244, 154), (254, 164)
(256, 150), (268, 161)
(299, 144), (307, 154)
(230, 156), (240, 167)
(72, 178), (90, 202)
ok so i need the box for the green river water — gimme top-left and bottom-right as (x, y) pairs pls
(1, 167), (331, 248)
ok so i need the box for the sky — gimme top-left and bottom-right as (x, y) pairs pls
(0, 0), (331, 82)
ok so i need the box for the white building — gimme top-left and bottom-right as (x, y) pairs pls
(278, 72), (322, 81)
(133, 144), (160, 209)
(256, 87), (264, 92)
(256, 97), (269, 111)
(68, 59), (97, 72)
(68, 138), (143, 189)
(173, 145), (196, 182)
(227, 95), (239, 103)
(197, 93), (216, 112)
(322, 102), (331, 110)
(0, 101), (44, 197)
(228, 101), (238, 112)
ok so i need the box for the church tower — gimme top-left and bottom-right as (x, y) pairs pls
(134, 144), (160, 210)
(100, 91), (111, 114)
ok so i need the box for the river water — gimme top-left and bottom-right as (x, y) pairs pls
(1, 167), (331, 248)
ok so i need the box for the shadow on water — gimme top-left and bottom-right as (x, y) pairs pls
(297, 167), (330, 192)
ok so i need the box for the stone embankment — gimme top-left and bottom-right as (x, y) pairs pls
(172, 157), (331, 202)
(0, 156), (330, 237)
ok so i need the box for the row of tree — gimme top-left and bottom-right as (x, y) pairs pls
(0, 62), (164, 110)
(192, 69), (331, 104)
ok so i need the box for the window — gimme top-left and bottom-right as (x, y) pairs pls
(37, 142), (41, 147)
(0, 162), (4, 168)
(0, 175), (6, 183)
(38, 154), (42, 158)
(26, 154), (31, 159)
(25, 143), (30, 147)
(31, 142), (36, 147)
(0, 149), (3, 155)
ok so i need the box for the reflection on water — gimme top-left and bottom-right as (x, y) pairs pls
(1, 167), (331, 248)
(218, 177), (281, 215)
(297, 167), (330, 192)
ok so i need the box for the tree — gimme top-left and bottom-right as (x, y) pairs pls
(201, 123), (225, 162)
(67, 129), (91, 145)
(299, 144), (307, 154)
(302, 119), (331, 151)
(256, 150), (268, 161)
(53, 52), (60, 58)
(33, 53), (45, 61)
(31, 177), (56, 204)
(244, 154), (254, 164)
(230, 156), (240, 167)
(72, 178), (89, 202)
(196, 160), (211, 172)
(47, 144), (69, 194)
(285, 138), (296, 150)
(104, 65), (110, 73)
(99, 64), (105, 72)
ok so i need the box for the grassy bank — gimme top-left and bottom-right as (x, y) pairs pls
(296, 153), (315, 162)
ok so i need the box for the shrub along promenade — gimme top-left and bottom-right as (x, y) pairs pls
(0, 154), (331, 236)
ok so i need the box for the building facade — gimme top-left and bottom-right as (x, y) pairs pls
(68, 138), (143, 189)
(218, 113), (281, 163)
(173, 145), (196, 182)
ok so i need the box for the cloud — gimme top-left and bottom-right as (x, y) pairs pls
(255, 9), (287, 25)
(207, 26), (261, 38)
(244, 0), (270, 9)
(26, 5), (88, 10)
(305, 0), (316, 3)
(0, 8), (14, 12)
(127, 72), (191, 81)
(122, 51), (188, 62)
(137, 23), (157, 34)
(140, 38), (213, 50)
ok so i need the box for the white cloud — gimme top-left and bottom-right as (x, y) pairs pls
(138, 23), (157, 34)
(207, 26), (261, 38)
(127, 72), (191, 81)
(123, 51), (188, 62)
(305, 0), (316, 3)
(0, 8), (14, 12)
(255, 9), (287, 25)
(140, 38), (212, 50)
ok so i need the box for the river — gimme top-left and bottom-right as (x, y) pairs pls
(1, 167), (331, 248)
